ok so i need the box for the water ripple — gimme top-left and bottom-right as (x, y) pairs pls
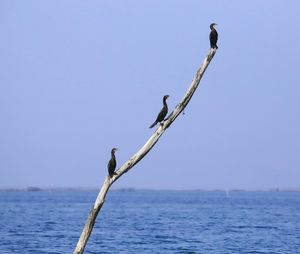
(0, 190), (299, 253)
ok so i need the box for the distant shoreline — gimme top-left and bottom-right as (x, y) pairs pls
(0, 187), (299, 192)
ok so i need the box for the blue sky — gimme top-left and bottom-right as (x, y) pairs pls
(1, 1), (299, 190)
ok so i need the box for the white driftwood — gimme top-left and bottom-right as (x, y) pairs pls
(73, 48), (217, 254)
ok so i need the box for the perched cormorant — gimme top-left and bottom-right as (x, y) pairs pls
(149, 95), (170, 128)
(107, 148), (118, 177)
(209, 23), (218, 49)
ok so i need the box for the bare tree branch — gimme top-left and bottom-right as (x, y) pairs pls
(73, 48), (217, 254)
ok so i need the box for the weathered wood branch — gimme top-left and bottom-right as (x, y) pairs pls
(73, 48), (217, 254)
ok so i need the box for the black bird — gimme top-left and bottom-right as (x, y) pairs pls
(107, 148), (118, 177)
(149, 95), (170, 128)
(209, 23), (218, 49)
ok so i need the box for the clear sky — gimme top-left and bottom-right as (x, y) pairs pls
(1, 1), (299, 190)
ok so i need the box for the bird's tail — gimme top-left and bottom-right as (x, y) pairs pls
(149, 122), (157, 128)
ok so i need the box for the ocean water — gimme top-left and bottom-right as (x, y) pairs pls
(0, 190), (299, 254)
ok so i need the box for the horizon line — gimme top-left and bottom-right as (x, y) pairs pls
(1, 186), (300, 192)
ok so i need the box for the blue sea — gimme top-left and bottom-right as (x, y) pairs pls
(0, 190), (299, 254)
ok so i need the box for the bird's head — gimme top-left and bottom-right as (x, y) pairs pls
(163, 95), (170, 101)
(111, 148), (118, 153)
(210, 23), (217, 29)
